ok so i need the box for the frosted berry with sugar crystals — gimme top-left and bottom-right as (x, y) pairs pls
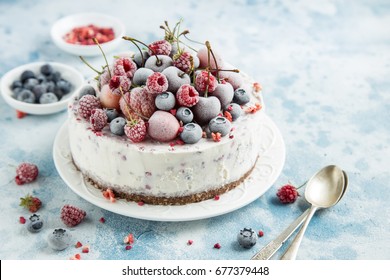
(173, 51), (193, 74)
(134, 50), (150, 67)
(126, 87), (156, 119)
(15, 163), (38, 185)
(109, 75), (131, 95)
(148, 39), (172, 56)
(39, 92), (58, 104)
(224, 103), (243, 121)
(192, 96), (221, 125)
(209, 83), (234, 108)
(176, 84), (199, 107)
(124, 119), (147, 143)
(146, 72), (169, 96)
(17, 89), (35, 103)
(195, 70), (217, 93)
(78, 95), (102, 119)
(105, 108), (119, 122)
(60, 205), (86, 227)
(113, 57), (137, 79)
(148, 110), (180, 142)
(90, 108), (108, 131)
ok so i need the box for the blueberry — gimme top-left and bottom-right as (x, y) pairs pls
(17, 89), (36, 103)
(237, 228), (257, 249)
(208, 116), (232, 137)
(224, 103), (243, 121)
(27, 214), (44, 233)
(78, 85), (96, 98)
(44, 81), (56, 93)
(180, 123), (202, 144)
(47, 228), (72, 251)
(105, 108), (119, 122)
(12, 87), (24, 98)
(32, 84), (47, 100)
(39, 92), (58, 104)
(175, 107), (193, 124)
(53, 86), (64, 100)
(110, 117), (126, 136)
(23, 78), (39, 90)
(155, 92), (176, 111)
(233, 88), (250, 105)
(20, 70), (35, 83)
(11, 80), (23, 90)
(36, 74), (47, 83)
(56, 79), (72, 94)
(40, 64), (53, 76)
(47, 71), (61, 83)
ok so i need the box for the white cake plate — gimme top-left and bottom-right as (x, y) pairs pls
(53, 114), (285, 222)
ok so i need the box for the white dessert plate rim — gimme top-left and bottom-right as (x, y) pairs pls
(53, 114), (285, 222)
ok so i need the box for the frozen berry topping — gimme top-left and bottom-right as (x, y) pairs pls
(15, 163), (38, 185)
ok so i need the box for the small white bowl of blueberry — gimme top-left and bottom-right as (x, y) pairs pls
(1, 62), (84, 115)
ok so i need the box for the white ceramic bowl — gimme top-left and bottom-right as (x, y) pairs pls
(1, 62), (84, 115)
(51, 13), (125, 56)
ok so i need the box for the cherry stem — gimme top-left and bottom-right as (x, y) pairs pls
(297, 181), (307, 189)
(122, 36), (161, 65)
(205, 41), (213, 97)
(93, 38), (111, 79)
(79, 56), (102, 75)
(206, 41), (220, 82)
(118, 86), (149, 122)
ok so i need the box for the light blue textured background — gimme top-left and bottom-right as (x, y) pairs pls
(0, 0), (389, 260)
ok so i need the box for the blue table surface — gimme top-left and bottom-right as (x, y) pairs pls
(0, 0), (389, 260)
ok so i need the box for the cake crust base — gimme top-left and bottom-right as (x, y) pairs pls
(77, 157), (259, 206)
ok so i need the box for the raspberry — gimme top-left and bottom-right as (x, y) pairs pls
(15, 163), (38, 185)
(173, 51), (193, 73)
(276, 184), (300, 204)
(78, 95), (102, 119)
(127, 87), (156, 119)
(113, 57), (137, 79)
(90, 109), (108, 131)
(195, 70), (217, 93)
(148, 39), (172, 56)
(19, 216), (26, 224)
(146, 72), (168, 96)
(20, 194), (42, 212)
(109, 75), (131, 95)
(60, 205), (86, 227)
(124, 119), (147, 143)
(176, 84), (199, 107)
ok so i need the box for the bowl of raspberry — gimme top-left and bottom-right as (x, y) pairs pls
(0, 62), (84, 115)
(51, 13), (125, 56)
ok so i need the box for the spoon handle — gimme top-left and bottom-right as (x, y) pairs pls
(251, 209), (310, 260)
(280, 206), (318, 260)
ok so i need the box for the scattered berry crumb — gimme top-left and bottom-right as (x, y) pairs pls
(15, 163), (39, 185)
(214, 195), (220, 201)
(211, 132), (222, 142)
(125, 245), (132, 250)
(137, 201), (145, 206)
(124, 233), (134, 244)
(214, 243), (221, 249)
(16, 110), (27, 119)
(70, 253), (81, 260)
(99, 217), (106, 223)
(75, 241), (83, 248)
(187, 240), (193, 245)
(258, 230), (264, 237)
(102, 188), (116, 203)
(19, 216), (26, 224)
(82, 245), (89, 253)
(253, 82), (262, 92)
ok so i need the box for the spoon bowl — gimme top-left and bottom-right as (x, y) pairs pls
(280, 165), (345, 260)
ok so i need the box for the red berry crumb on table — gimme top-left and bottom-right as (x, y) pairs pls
(75, 241), (82, 248)
(187, 240), (193, 245)
(258, 230), (264, 237)
(19, 216), (26, 224)
(276, 184), (300, 204)
(99, 217), (106, 223)
(15, 163), (38, 185)
(214, 243), (221, 249)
